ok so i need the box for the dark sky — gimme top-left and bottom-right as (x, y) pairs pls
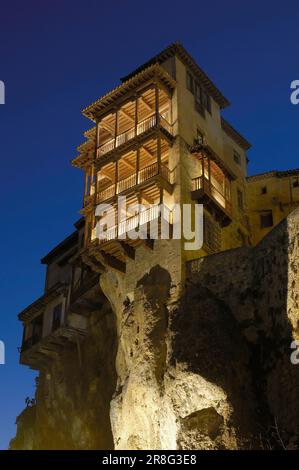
(0, 0), (298, 449)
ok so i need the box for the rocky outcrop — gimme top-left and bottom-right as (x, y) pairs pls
(11, 209), (299, 450)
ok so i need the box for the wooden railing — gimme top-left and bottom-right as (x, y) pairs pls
(117, 174), (137, 193)
(136, 114), (157, 135)
(138, 162), (158, 183)
(97, 114), (172, 158)
(116, 128), (135, 147)
(98, 138), (115, 156)
(97, 184), (116, 203)
(192, 175), (231, 214)
(96, 163), (173, 203)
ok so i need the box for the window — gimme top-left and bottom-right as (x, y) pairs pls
(237, 189), (244, 210)
(186, 71), (194, 93)
(260, 210), (273, 229)
(293, 178), (299, 188)
(186, 69), (211, 116)
(52, 303), (62, 332)
(233, 150), (241, 165)
(261, 186), (267, 194)
(194, 82), (204, 115)
(206, 95), (212, 114)
(194, 83), (201, 105)
(32, 314), (43, 345)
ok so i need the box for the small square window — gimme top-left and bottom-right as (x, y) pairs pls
(186, 71), (194, 93)
(233, 151), (241, 165)
(293, 178), (299, 188)
(260, 211), (273, 229)
(261, 186), (267, 194)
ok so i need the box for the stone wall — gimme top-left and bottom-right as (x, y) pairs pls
(11, 208), (299, 450)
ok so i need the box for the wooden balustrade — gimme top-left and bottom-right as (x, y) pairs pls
(96, 163), (173, 203)
(191, 175), (231, 215)
(96, 113), (172, 159)
(98, 206), (162, 245)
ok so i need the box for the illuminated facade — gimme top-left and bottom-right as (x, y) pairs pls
(18, 43), (299, 370)
(73, 43), (251, 273)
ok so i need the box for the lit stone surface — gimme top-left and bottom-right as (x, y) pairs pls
(11, 209), (299, 449)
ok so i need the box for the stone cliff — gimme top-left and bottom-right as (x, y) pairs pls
(10, 208), (299, 450)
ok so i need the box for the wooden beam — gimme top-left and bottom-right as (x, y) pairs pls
(144, 238), (154, 250)
(81, 253), (106, 274)
(95, 250), (126, 273)
(117, 241), (135, 260)
(139, 96), (154, 112)
(142, 145), (156, 160)
(98, 168), (114, 182)
(140, 192), (155, 205)
(119, 108), (135, 123)
(119, 157), (135, 171)
(100, 122), (115, 135)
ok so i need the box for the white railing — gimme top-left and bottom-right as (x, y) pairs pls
(98, 205), (161, 244)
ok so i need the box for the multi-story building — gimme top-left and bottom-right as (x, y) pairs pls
(18, 42), (299, 372)
(247, 168), (299, 245)
(72, 42), (251, 277)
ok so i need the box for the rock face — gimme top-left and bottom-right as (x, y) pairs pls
(11, 209), (299, 450)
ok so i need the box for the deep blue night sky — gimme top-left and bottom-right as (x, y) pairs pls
(0, 0), (298, 449)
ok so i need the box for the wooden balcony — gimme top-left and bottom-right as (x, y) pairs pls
(191, 175), (232, 227)
(20, 321), (88, 370)
(18, 271), (103, 369)
(96, 162), (174, 204)
(96, 114), (173, 159)
(87, 205), (173, 273)
(98, 205), (161, 244)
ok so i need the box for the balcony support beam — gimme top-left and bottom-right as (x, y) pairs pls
(94, 250), (126, 274)
(117, 241), (135, 260)
(144, 238), (154, 250)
